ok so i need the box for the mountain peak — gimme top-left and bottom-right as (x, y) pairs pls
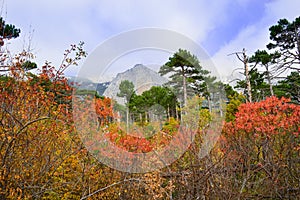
(133, 63), (144, 68)
(103, 64), (167, 104)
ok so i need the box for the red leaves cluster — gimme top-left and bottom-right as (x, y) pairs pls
(95, 97), (114, 126)
(224, 96), (300, 137)
(106, 124), (153, 153)
(0, 63), (79, 198)
(119, 136), (153, 153)
(93, 107), (181, 154)
(103, 117), (182, 154)
(220, 97), (299, 198)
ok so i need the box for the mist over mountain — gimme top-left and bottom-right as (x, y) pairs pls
(67, 76), (97, 90)
(68, 64), (168, 99)
(103, 64), (168, 104)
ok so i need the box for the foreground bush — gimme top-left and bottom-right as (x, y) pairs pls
(220, 96), (300, 199)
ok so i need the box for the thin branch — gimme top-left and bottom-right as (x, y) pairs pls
(1, 116), (50, 167)
(80, 178), (141, 200)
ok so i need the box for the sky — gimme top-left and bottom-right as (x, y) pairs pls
(4, 0), (300, 82)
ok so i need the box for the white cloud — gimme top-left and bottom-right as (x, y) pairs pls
(90, 0), (230, 41)
(265, 0), (300, 22)
(7, 0), (232, 75)
(211, 0), (300, 82)
(211, 25), (269, 80)
(4, 0), (300, 82)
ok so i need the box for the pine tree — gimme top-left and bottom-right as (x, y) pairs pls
(267, 16), (300, 73)
(159, 49), (208, 106)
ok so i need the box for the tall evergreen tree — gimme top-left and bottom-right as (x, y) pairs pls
(235, 68), (270, 102)
(0, 17), (20, 46)
(159, 49), (208, 106)
(267, 16), (300, 73)
(0, 17), (36, 72)
(249, 50), (280, 96)
(274, 71), (300, 104)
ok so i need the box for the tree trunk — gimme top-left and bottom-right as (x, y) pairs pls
(183, 74), (187, 107)
(219, 94), (223, 117)
(295, 25), (300, 63)
(167, 105), (170, 120)
(243, 48), (252, 103)
(208, 96), (212, 113)
(126, 106), (129, 133)
(265, 65), (274, 96)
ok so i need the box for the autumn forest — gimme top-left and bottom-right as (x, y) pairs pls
(0, 15), (299, 199)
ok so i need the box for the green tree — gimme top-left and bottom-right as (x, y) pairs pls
(159, 49), (208, 106)
(0, 17), (20, 46)
(266, 16), (300, 73)
(225, 92), (245, 122)
(249, 50), (280, 96)
(117, 80), (135, 131)
(274, 71), (300, 104)
(224, 83), (238, 99)
(235, 68), (270, 102)
(117, 80), (135, 103)
(129, 86), (178, 123)
(195, 75), (225, 113)
(129, 93), (147, 122)
(195, 75), (216, 100)
(0, 17), (37, 72)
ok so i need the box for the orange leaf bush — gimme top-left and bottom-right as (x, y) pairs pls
(220, 96), (300, 198)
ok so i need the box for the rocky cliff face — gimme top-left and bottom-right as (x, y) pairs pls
(103, 64), (167, 104)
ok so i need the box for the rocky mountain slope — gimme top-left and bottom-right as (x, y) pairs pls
(103, 64), (167, 104)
